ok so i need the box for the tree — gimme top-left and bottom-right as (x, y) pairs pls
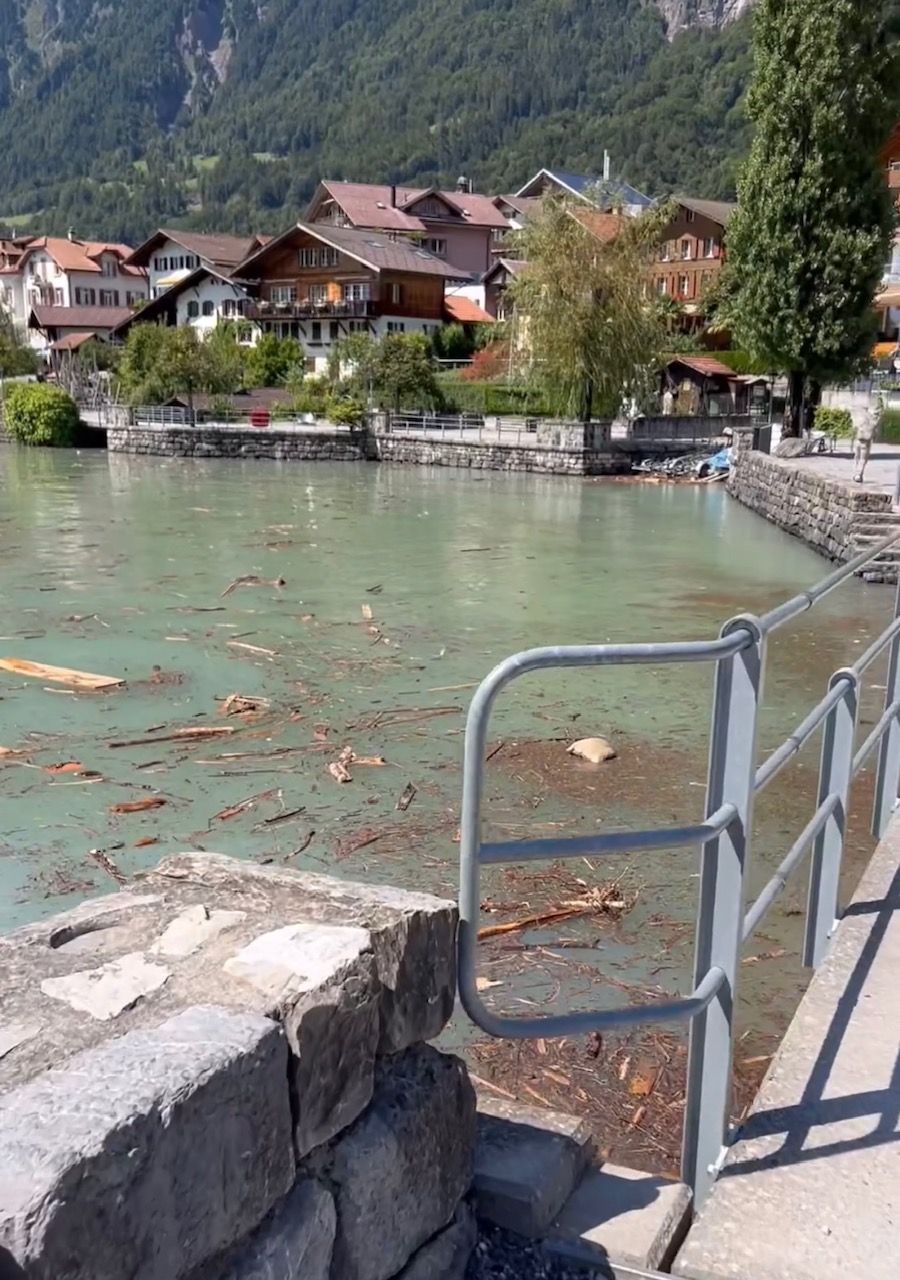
(724, 0), (900, 436)
(0, 313), (39, 378)
(371, 333), (442, 411)
(327, 332), (379, 401)
(116, 324), (241, 406)
(244, 334), (301, 388)
(4, 384), (79, 446)
(508, 198), (666, 420)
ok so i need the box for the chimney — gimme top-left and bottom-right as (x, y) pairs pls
(603, 151), (611, 182)
(456, 175), (471, 194)
(390, 185), (397, 207)
(67, 226), (76, 242)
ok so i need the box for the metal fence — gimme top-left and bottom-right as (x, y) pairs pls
(128, 406), (356, 432)
(383, 412), (541, 447)
(457, 531), (900, 1208)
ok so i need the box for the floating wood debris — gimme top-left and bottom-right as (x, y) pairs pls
(221, 575), (285, 597)
(219, 693), (271, 716)
(109, 797), (167, 814)
(109, 726), (235, 749)
(396, 782), (417, 812)
(227, 641), (278, 657)
(361, 604), (374, 621)
(328, 760), (352, 784)
(0, 658), (124, 691)
(88, 846), (128, 884)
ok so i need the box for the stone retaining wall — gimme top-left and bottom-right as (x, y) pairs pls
(107, 424), (373, 462)
(0, 853), (475, 1280)
(727, 447), (894, 566)
(371, 433), (629, 475)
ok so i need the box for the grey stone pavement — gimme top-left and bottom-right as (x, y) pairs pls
(787, 441), (900, 498)
(675, 813), (900, 1280)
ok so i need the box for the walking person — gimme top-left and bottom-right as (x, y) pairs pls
(852, 393), (884, 484)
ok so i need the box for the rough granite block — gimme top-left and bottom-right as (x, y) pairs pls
(0, 1005), (294, 1280)
(199, 1179), (336, 1280)
(324, 1045), (476, 1280)
(473, 1096), (593, 1236)
(395, 1202), (477, 1280)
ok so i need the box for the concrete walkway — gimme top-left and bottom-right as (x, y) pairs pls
(788, 442), (900, 499)
(675, 816), (900, 1280)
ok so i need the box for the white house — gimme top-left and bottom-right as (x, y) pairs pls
(1, 236), (148, 354)
(112, 267), (255, 342)
(126, 230), (269, 299)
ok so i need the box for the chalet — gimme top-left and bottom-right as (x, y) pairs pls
(482, 258), (526, 322)
(661, 355), (761, 417)
(651, 198), (734, 314)
(306, 179), (509, 279)
(112, 266), (254, 339)
(126, 230), (270, 299)
(236, 221), (465, 373)
(515, 160), (652, 217)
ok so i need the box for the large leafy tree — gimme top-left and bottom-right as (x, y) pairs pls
(508, 197), (667, 420)
(725, 0), (900, 436)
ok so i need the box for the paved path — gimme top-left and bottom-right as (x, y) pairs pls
(675, 815), (900, 1280)
(786, 442), (900, 499)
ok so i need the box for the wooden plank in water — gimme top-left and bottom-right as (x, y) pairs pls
(0, 658), (125, 691)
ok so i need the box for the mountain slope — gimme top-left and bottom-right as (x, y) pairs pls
(0, 0), (754, 239)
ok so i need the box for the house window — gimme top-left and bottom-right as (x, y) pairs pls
(387, 321), (406, 332)
(389, 283), (402, 306)
(308, 284), (327, 304)
(656, 278), (668, 296)
(187, 301), (200, 318)
(299, 248), (319, 268)
(187, 255), (199, 270)
(329, 321), (340, 341)
(680, 239), (692, 260)
(126, 291), (141, 306)
(102, 257), (117, 277)
(310, 321), (322, 343)
(343, 283), (370, 301)
(347, 320), (369, 333)
(685, 209), (696, 222)
(492, 228), (505, 243)
(417, 198), (446, 218)
(74, 287), (96, 305)
(424, 237), (447, 258)
(202, 300), (214, 316)
(678, 275), (690, 297)
(320, 247), (339, 267)
(660, 244), (672, 262)
(54, 289), (64, 305)
(703, 237), (717, 258)
(99, 289), (119, 306)
(270, 285), (297, 304)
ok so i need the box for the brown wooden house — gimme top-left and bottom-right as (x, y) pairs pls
(237, 222), (464, 372)
(651, 198), (735, 333)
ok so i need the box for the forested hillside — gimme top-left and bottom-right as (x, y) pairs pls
(0, 0), (754, 240)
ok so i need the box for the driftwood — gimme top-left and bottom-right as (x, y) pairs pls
(0, 658), (124, 691)
(109, 726), (235, 749)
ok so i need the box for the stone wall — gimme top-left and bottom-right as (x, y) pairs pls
(728, 447), (899, 580)
(371, 432), (629, 476)
(107, 424), (373, 462)
(0, 853), (476, 1280)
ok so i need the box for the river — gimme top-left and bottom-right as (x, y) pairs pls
(0, 447), (892, 1159)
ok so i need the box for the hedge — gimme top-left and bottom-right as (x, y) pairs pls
(881, 408), (900, 443)
(437, 374), (562, 416)
(814, 407), (854, 439)
(3, 383), (79, 447)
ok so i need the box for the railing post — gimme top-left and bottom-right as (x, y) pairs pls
(682, 615), (763, 1206)
(805, 669), (858, 967)
(873, 575), (900, 837)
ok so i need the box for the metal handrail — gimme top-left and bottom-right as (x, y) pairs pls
(458, 527), (900, 1209)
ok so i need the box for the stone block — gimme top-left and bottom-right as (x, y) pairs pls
(0, 1005), (294, 1280)
(0, 854), (457, 1103)
(394, 1202), (477, 1280)
(472, 1096), (592, 1236)
(324, 1045), (476, 1280)
(543, 1165), (692, 1273)
(201, 1179), (335, 1280)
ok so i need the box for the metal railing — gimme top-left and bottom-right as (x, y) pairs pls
(458, 531), (900, 1208)
(383, 412), (540, 447)
(127, 406), (357, 432)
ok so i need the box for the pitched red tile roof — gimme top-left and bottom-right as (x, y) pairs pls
(312, 181), (508, 232)
(29, 305), (134, 331)
(667, 355), (737, 378)
(49, 331), (98, 352)
(444, 295), (493, 324)
(572, 209), (625, 242)
(21, 238), (145, 277)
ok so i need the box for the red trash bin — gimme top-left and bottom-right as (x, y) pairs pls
(250, 409), (270, 429)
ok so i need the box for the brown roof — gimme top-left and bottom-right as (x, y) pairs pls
(444, 295), (493, 324)
(49, 332), (98, 352)
(667, 355), (737, 379)
(29, 305), (134, 331)
(674, 197), (736, 227)
(239, 222), (466, 279)
(494, 195), (542, 219)
(21, 237), (145, 277)
(310, 181), (508, 233)
(572, 209), (625, 243)
(126, 230), (264, 270)
(483, 257), (527, 283)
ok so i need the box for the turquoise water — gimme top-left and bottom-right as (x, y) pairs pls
(0, 447), (892, 1040)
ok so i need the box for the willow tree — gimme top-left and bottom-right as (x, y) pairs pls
(507, 198), (666, 421)
(725, 0), (899, 436)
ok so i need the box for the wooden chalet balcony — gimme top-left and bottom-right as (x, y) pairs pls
(246, 298), (377, 321)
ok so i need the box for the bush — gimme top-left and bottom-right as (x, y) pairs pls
(814, 407), (854, 438)
(4, 383), (79, 447)
(713, 350), (775, 376)
(326, 394), (367, 426)
(881, 408), (900, 443)
(438, 373), (562, 416)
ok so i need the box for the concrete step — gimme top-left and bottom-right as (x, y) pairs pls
(472, 1093), (692, 1274)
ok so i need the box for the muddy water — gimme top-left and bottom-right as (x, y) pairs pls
(0, 447), (893, 1060)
